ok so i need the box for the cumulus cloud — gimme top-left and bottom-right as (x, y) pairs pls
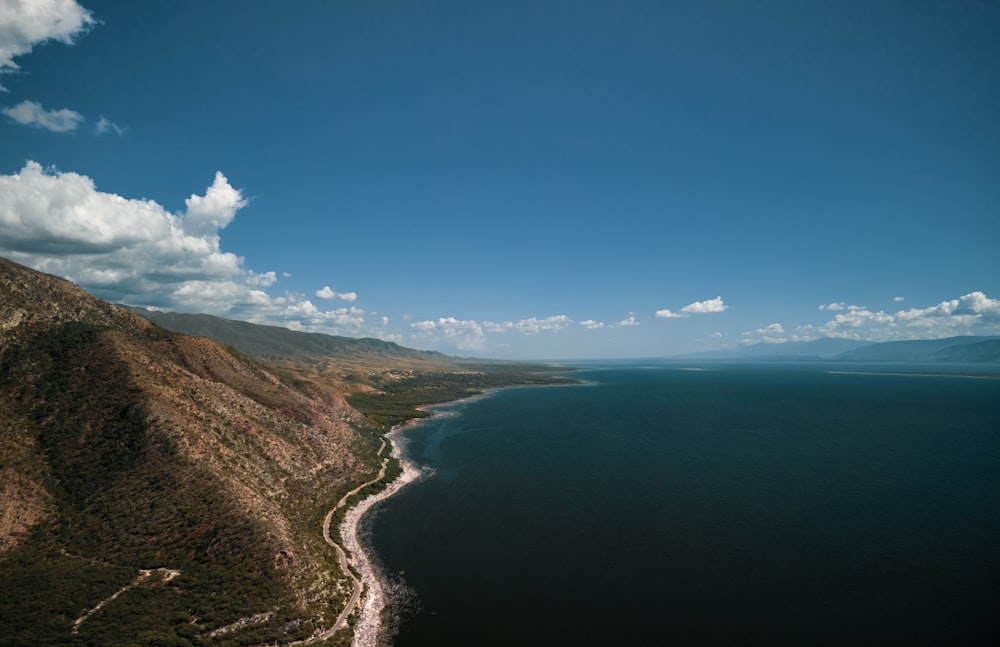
(0, 0), (93, 82)
(410, 317), (486, 351)
(681, 296), (728, 314)
(183, 171), (248, 236)
(896, 291), (1000, 323)
(410, 313), (574, 352)
(742, 322), (787, 343)
(657, 297), (728, 319)
(0, 161), (370, 335)
(894, 296), (905, 303)
(580, 319), (605, 330)
(316, 286), (357, 302)
(516, 314), (573, 334)
(2, 99), (83, 132)
(819, 302), (846, 311)
(617, 313), (639, 327)
(817, 291), (1000, 341)
(483, 320), (514, 333)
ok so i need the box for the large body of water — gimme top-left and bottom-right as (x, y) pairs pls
(368, 363), (1000, 645)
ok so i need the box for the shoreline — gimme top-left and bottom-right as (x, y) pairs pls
(338, 381), (580, 645)
(338, 419), (427, 646)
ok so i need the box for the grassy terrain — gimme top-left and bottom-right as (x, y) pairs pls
(345, 363), (578, 428)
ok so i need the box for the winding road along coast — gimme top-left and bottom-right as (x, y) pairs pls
(300, 424), (422, 645)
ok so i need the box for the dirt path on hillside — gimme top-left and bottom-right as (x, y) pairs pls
(71, 568), (181, 634)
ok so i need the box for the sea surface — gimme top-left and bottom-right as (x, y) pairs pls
(367, 363), (1000, 645)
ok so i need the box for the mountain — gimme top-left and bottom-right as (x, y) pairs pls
(672, 337), (871, 360)
(835, 336), (1000, 362)
(123, 306), (450, 364)
(927, 339), (1000, 362)
(122, 307), (579, 428)
(0, 257), (380, 645)
(672, 336), (1000, 363)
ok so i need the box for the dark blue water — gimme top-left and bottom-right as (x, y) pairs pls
(369, 363), (1000, 645)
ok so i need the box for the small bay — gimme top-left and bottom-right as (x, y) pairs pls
(369, 363), (1000, 645)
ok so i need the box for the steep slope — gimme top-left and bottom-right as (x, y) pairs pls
(0, 258), (380, 646)
(124, 306), (452, 363)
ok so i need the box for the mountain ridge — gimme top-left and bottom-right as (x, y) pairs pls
(122, 306), (451, 363)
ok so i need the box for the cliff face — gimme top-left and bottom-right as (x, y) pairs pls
(0, 258), (377, 645)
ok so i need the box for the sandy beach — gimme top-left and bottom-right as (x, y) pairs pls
(339, 425), (424, 646)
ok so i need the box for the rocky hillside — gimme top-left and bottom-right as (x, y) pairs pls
(0, 258), (380, 646)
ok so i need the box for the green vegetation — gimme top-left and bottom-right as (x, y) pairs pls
(347, 363), (577, 428)
(0, 322), (314, 646)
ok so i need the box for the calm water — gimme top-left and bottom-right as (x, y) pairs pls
(368, 363), (1000, 645)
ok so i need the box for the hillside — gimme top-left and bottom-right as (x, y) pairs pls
(0, 258), (381, 646)
(123, 307), (451, 365)
(124, 306), (578, 428)
(0, 257), (576, 646)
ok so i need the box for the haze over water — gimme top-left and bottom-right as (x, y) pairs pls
(370, 363), (1000, 645)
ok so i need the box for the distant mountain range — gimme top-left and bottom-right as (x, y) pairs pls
(673, 335), (1000, 362)
(125, 305), (1000, 365)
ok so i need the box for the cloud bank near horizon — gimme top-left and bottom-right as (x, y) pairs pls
(1, 161), (997, 355)
(737, 293), (1000, 346)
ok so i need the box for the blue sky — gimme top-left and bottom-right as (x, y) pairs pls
(1, 0), (998, 359)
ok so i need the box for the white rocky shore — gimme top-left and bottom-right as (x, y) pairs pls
(340, 428), (423, 647)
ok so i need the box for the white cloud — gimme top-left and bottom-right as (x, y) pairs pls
(741, 322), (787, 344)
(183, 170), (248, 236)
(895, 291), (1000, 323)
(817, 291), (1000, 341)
(657, 296), (728, 319)
(316, 286), (357, 301)
(0, 161), (373, 336)
(2, 99), (83, 132)
(617, 313), (639, 327)
(894, 296), (905, 303)
(580, 319), (605, 330)
(819, 302), (846, 311)
(0, 0), (93, 82)
(409, 313), (573, 352)
(516, 315), (573, 334)
(483, 320), (514, 333)
(681, 296), (728, 314)
(410, 317), (486, 351)
(95, 115), (126, 136)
